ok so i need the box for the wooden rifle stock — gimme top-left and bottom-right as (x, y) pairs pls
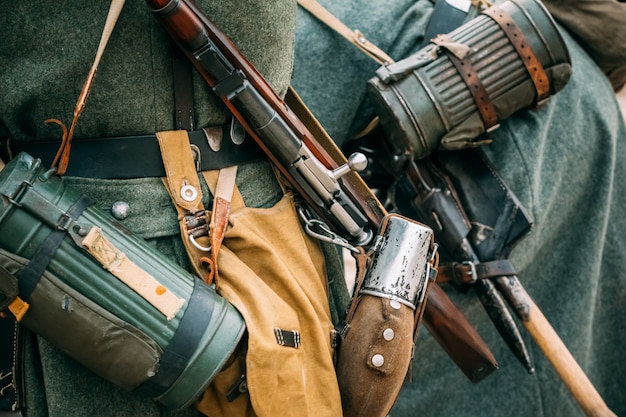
(145, 0), (498, 410)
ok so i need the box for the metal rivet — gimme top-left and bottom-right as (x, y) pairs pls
(383, 328), (395, 341)
(180, 184), (198, 202)
(372, 354), (385, 367)
(390, 300), (402, 310)
(111, 201), (131, 220)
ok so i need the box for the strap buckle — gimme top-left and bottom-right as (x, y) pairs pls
(462, 260), (478, 283)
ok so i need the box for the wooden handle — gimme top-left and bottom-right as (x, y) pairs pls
(424, 284), (499, 382)
(524, 304), (617, 417)
(496, 276), (615, 417)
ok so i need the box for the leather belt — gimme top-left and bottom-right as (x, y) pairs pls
(0, 127), (265, 179)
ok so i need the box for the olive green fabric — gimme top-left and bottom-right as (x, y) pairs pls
(292, 0), (626, 416)
(0, 249), (163, 392)
(0, 1), (349, 416)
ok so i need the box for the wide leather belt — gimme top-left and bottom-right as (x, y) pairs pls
(0, 127), (265, 179)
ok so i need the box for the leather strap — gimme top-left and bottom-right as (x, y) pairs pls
(172, 45), (196, 131)
(432, 34), (500, 131)
(1, 128), (264, 179)
(483, 5), (551, 105)
(157, 130), (205, 213)
(296, 0), (394, 65)
(202, 166), (239, 286)
(436, 259), (517, 285)
(157, 130), (242, 286)
(158, 130), (212, 281)
(50, 0), (126, 175)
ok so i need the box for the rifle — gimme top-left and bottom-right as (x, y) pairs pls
(144, 1), (496, 415)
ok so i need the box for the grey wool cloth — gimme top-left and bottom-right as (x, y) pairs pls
(292, 0), (626, 416)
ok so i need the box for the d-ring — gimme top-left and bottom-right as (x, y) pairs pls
(189, 235), (211, 252)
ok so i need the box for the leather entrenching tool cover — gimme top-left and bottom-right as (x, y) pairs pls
(336, 214), (436, 417)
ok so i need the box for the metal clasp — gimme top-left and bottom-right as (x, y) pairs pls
(190, 144), (201, 172)
(462, 260), (478, 283)
(297, 206), (360, 254)
(425, 243), (439, 282)
(188, 234), (211, 252)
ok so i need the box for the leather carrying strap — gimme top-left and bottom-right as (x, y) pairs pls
(49, 0), (126, 175)
(172, 45), (196, 131)
(296, 0), (394, 65)
(204, 166), (239, 285)
(157, 130), (243, 286)
(432, 34), (500, 131)
(483, 6), (550, 106)
(437, 259), (517, 285)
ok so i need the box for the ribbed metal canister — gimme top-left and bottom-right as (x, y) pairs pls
(368, 0), (571, 159)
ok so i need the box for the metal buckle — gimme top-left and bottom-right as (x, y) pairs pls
(462, 260), (478, 283)
(189, 144), (201, 172)
(188, 235), (211, 252)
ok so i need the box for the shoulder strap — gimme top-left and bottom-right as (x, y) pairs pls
(48, 0), (126, 175)
(296, 0), (394, 65)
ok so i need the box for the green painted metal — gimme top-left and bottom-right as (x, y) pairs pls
(0, 153), (245, 410)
